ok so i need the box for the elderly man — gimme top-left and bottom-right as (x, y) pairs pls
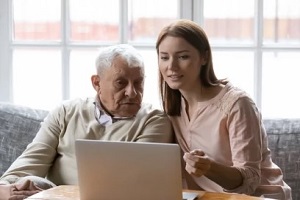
(0, 44), (173, 199)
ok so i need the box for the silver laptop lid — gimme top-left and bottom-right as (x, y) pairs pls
(75, 139), (183, 200)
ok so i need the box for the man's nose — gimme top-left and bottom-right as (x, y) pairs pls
(125, 84), (137, 98)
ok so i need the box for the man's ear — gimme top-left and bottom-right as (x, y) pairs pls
(91, 75), (100, 92)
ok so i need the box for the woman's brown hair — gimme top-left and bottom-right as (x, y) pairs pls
(156, 19), (225, 116)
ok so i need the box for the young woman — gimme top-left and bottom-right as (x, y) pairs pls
(156, 19), (291, 200)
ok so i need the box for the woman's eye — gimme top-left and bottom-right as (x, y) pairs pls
(179, 55), (189, 59)
(160, 56), (168, 60)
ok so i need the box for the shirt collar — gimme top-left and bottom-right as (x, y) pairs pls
(93, 96), (133, 126)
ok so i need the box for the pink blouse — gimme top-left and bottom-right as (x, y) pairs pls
(170, 83), (292, 200)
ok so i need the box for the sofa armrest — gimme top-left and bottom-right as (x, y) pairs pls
(0, 102), (48, 176)
(264, 118), (300, 200)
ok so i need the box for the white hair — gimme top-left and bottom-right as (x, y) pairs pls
(95, 44), (144, 75)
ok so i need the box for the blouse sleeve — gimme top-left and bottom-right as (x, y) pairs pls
(224, 96), (263, 195)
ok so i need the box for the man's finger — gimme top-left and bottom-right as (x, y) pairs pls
(11, 190), (40, 196)
(14, 180), (42, 191)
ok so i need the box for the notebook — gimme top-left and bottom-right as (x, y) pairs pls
(75, 139), (189, 200)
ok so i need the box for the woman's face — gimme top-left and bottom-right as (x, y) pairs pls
(158, 36), (207, 91)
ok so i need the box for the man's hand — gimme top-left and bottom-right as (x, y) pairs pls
(183, 149), (211, 177)
(0, 180), (42, 200)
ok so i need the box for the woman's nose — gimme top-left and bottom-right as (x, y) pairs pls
(168, 58), (178, 70)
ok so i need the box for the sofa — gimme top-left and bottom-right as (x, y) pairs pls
(0, 102), (299, 199)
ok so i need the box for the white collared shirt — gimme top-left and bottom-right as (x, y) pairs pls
(94, 98), (133, 126)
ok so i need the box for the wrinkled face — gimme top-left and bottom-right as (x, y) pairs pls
(94, 56), (144, 118)
(158, 36), (206, 91)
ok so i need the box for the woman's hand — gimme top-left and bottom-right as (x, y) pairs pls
(184, 149), (244, 190)
(183, 149), (211, 177)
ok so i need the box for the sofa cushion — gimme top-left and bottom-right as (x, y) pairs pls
(0, 102), (48, 176)
(264, 119), (300, 200)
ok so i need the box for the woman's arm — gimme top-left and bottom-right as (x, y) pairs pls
(184, 96), (263, 194)
(184, 149), (243, 190)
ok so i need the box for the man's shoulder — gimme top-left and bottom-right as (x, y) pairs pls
(137, 103), (166, 118)
(61, 97), (93, 106)
(52, 97), (94, 113)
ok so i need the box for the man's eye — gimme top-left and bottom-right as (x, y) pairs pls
(135, 81), (144, 88)
(115, 80), (126, 87)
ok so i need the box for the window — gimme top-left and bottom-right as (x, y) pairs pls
(193, 0), (300, 118)
(0, 0), (179, 110)
(0, 0), (299, 118)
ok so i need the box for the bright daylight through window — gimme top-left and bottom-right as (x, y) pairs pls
(0, 0), (299, 118)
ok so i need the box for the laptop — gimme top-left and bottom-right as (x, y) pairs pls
(75, 139), (187, 200)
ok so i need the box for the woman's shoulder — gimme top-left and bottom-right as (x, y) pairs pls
(224, 83), (250, 100)
(215, 83), (253, 115)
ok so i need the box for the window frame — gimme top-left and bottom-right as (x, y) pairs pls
(1, 0), (300, 118)
(0, 0), (191, 101)
(192, 0), (300, 110)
